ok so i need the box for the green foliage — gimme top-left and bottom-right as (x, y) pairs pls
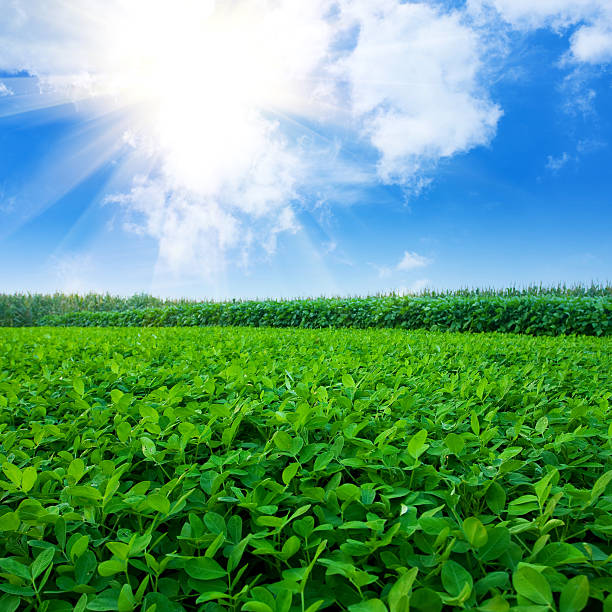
(0, 326), (610, 611)
(2, 284), (611, 333)
(36, 295), (612, 336)
(0, 293), (183, 327)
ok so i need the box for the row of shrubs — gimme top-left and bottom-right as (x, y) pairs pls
(0, 293), (184, 327)
(1, 284), (610, 327)
(38, 295), (611, 335)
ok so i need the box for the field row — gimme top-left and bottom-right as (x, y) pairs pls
(0, 328), (611, 611)
(37, 296), (612, 336)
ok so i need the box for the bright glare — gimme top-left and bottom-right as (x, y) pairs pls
(95, 0), (332, 195)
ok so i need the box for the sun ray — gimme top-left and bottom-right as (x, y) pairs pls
(0, 108), (136, 241)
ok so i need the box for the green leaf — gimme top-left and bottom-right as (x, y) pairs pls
(0, 585), (35, 597)
(273, 431), (293, 452)
(86, 590), (120, 611)
(535, 416), (548, 434)
(75, 550), (97, 585)
(69, 535), (90, 560)
(534, 543), (586, 567)
(242, 603), (275, 612)
(228, 536), (250, 573)
(512, 566), (553, 605)
(55, 518), (66, 549)
(282, 463), (299, 486)
(75, 594), (88, 612)
(106, 542), (130, 560)
(559, 576), (589, 612)
(118, 583), (135, 612)
(471, 411), (480, 435)
(342, 373), (356, 388)
(21, 466), (37, 493)
(0, 596), (21, 612)
(336, 483), (361, 501)
(116, 422), (131, 443)
(463, 517), (488, 548)
(485, 482), (506, 514)
(0, 557), (31, 580)
(2, 463), (21, 486)
(313, 451), (334, 471)
(98, 560), (126, 577)
(388, 567), (418, 612)
(478, 526), (510, 562)
(140, 437), (157, 458)
(281, 536), (301, 559)
(205, 532), (225, 558)
(534, 468), (558, 507)
(31, 547), (54, 580)
(147, 494), (170, 515)
(73, 378), (85, 396)
(591, 471), (612, 504)
(68, 459), (85, 484)
(410, 588), (442, 612)
(67, 486), (102, 501)
(204, 512), (226, 535)
(348, 600), (387, 612)
(444, 433), (464, 455)
(184, 557), (226, 580)
(477, 595), (510, 612)
(196, 592), (232, 604)
(0, 512), (20, 532)
(407, 429), (428, 459)
(441, 560), (473, 598)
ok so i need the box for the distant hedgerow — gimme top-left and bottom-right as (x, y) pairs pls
(37, 295), (611, 336)
(1, 284), (610, 328)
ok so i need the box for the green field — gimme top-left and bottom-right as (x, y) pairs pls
(0, 327), (611, 611)
(2, 286), (611, 334)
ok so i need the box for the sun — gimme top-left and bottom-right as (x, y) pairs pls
(90, 0), (330, 195)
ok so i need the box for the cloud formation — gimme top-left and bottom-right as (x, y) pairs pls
(338, 0), (501, 183)
(546, 151), (572, 172)
(0, 82), (13, 96)
(397, 251), (432, 271)
(471, 0), (612, 64)
(0, 0), (504, 276)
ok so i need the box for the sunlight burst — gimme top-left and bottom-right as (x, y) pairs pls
(95, 0), (332, 194)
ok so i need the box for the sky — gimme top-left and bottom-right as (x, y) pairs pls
(0, 0), (610, 299)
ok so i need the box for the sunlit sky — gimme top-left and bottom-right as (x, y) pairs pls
(0, 0), (610, 298)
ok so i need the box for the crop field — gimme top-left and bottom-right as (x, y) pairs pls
(0, 327), (611, 612)
(2, 286), (611, 331)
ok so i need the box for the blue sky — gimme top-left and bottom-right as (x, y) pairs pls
(0, 0), (610, 298)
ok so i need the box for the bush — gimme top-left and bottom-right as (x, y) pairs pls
(39, 295), (612, 336)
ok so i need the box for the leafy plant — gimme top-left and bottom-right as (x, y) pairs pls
(37, 295), (612, 336)
(0, 326), (610, 610)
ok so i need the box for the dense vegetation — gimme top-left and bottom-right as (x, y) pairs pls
(0, 327), (610, 611)
(39, 296), (612, 336)
(0, 294), (180, 327)
(1, 284), (610, 328)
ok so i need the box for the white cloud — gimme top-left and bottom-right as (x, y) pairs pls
(0, 0), (504, 275)
(337, 0), (502, 183)
(470, 0), (612, 64)
(546, 151), (571, 171)
(372, 264), (393, 279)
(397, 250), (432, 271)
(0, 81), (13, 96)
(571, 23), (612, 64)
